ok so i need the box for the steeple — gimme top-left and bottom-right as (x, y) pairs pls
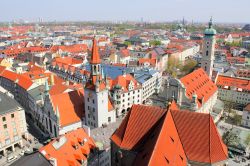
(90, 37), (101, 64)
(201, 17), (216, 79)
(209, 17), (213, 29)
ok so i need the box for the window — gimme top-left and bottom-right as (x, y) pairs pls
(108, 117), (111, 122)
(92, 99), (95, 104)
(2, 117), (6, 122)
(3, 124), (7, 129)
(170, 136), (174, 143)
(164, 157), (169, 164)
(87, 98), (89, 102)
(13, 128), (17, 134)
(93, 116), (95, 120)
(204, 66), (207, 71)
(11, 114), (14, 118)
(206, 50), (209, 56)
(180, 155), (183, 161)
(93, 108), (95, 112)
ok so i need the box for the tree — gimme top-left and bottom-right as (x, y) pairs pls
(166, 57), (181, 77)
(231, 111), (242, 126)
(224, 101), (234, 118)
(244, 134), (250, 146)
(123, 41), (131, 46)
(222, 129), (240, 146)
(149, 40), (161, 46)
(181, 59), (197, 74)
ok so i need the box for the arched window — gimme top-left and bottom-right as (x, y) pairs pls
(206, 50), (209, 56)
(49, 119), (52, 132)
(54, 125), (57, 137)
(94, 65), (96, 72)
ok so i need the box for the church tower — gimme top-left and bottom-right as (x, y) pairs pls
(84, 37), (116, 129)
(201, 18), (216, 78)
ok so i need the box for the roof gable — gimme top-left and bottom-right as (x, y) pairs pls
(171, 110), (228, 164)
(180, 68), (217, 108)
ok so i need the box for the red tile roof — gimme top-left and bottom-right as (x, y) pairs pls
(90, 38), (101, 64)
(180, 68), (218, 108)
(39, 128), (96, 166)
(119, 49), (130, 58)
(216, 75), (250, 92)
(50, 90), (84, 127)
(171, 110), (228, 163)
(1, 70), (33, 90)
(111, 104), (166, 150)
(169, 100), (179, 111)
(138, 58), (156, 66)
(111, 104), (228, 165)
(110, 74), (140, 92)
(53, 57), (83, 65)
(0, 65), (6, 75)
(244, 104), (250, 112)
(50, 44), (88, 53)
(237, 69), (250, 78)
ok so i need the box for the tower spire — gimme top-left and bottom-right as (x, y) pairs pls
(209, 16), (213, 28)
(90, 37), (101, 64)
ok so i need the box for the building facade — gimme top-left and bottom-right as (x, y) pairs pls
(110, 73), (142, 117)
(0, 92), (28, 156)
(242, 104), (250, 128)
(164, 68), (218, 113)
(216, 75), (250, 107)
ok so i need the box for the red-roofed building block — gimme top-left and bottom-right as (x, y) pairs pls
(111, 104), (228, 166)
(164, 68), (218, 113)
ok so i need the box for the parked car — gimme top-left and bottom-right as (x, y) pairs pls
(7, 155), (17, 163)
(20, 150), (25, 156)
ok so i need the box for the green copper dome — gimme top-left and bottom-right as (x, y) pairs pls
(204, 28), (217, 35)
(204, 17), (216, 35)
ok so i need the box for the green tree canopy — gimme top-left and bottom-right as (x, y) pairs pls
(149, 40), (161, 46)
(123, 41), (131, 46)
(181, 59), (197, 74)
(244, 134), (250, 146)
(222, 129), (240, 146)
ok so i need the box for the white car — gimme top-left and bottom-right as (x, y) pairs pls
(20, 150), (25, 156)
(7, 155), (17, 163)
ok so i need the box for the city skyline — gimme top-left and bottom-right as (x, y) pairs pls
(1, 0), (249, 23)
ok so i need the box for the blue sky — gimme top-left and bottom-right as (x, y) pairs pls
(1, 0), (249, 23)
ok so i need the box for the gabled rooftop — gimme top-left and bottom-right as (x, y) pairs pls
(111, 104), (228, 165)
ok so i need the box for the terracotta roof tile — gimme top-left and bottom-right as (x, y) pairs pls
(216, 75), (250, 91)
(111, 104), (166, 150)
(180, 68), (218, 108)
(39, 128), (96, 166)
(50, 90), (84, 127)
(90, 38), (101, 64)
(171, 110), (228, 164)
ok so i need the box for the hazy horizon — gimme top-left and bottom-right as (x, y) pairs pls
(1, 0), (249, 24)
